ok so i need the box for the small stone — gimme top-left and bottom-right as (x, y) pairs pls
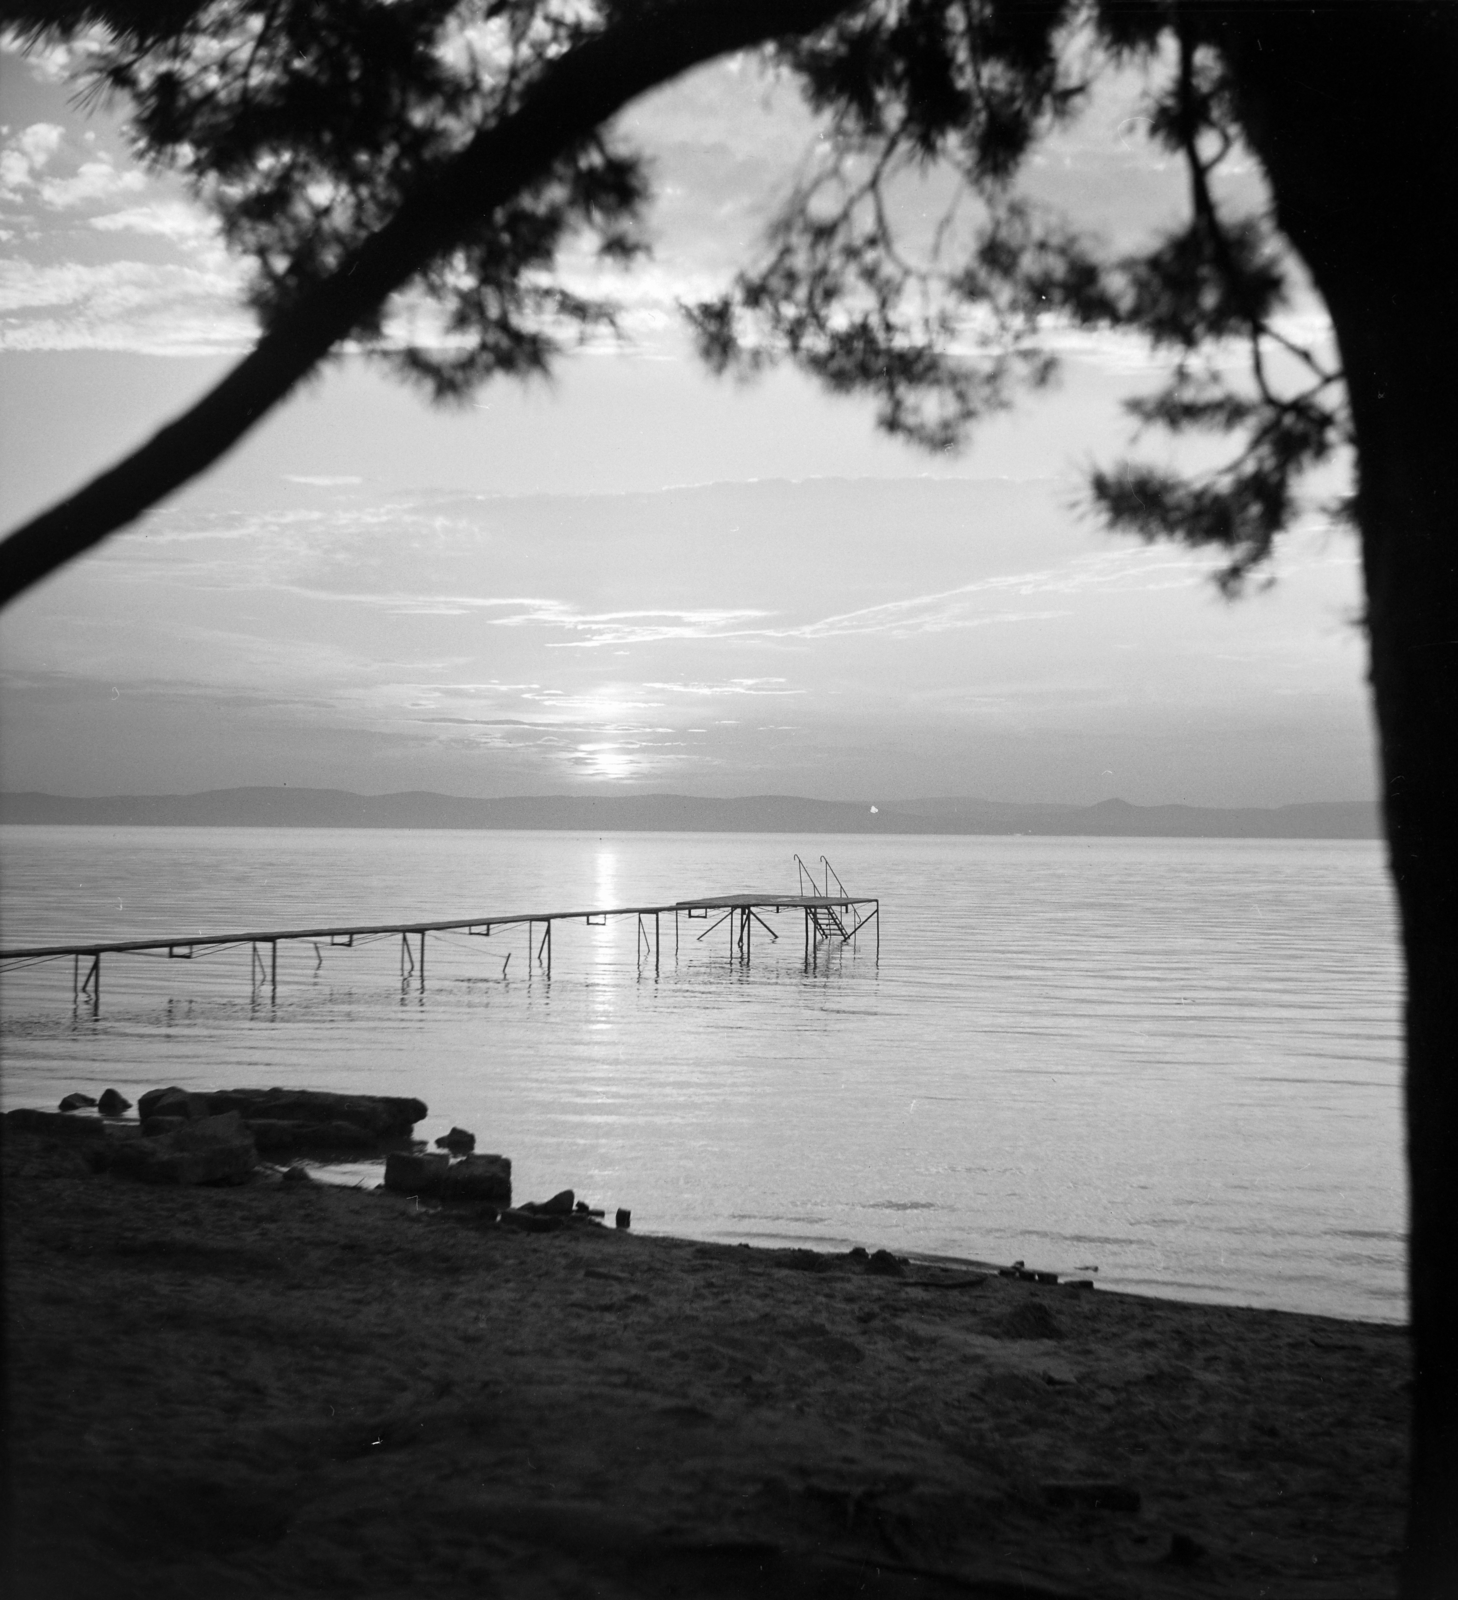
(58, 1093), (98, 1112)
(866, 1249), (905, 1277)
(848, 1246), (869, 1261)
(615, 1208), (632, 1230)
(97, 1089), (132, 1115)
(434, 1126), (476, 1154)
(535, 1189), (575, 1216)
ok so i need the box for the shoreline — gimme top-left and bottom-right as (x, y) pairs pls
(0, 1098), (1408, 1327)
(4, 1127), (1409, 1597)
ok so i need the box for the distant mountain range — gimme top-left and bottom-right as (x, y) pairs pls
(0, 788), (1381, 838)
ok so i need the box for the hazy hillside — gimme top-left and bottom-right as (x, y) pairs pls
(0, 789), (1381, 838)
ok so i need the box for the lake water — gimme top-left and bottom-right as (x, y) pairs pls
(0, 826), (1405, 1323)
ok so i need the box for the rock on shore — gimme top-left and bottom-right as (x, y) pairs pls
(384, 1150), (511, 1204)
(104, 1110), (258, 1187)
(136, 1085), (428, 1153)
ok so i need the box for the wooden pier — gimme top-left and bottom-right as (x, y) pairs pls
(0, 857), (877, 1012)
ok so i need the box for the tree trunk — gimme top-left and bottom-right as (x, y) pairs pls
(1220, 10), (1458, 1594)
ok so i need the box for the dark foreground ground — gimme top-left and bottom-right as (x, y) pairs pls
(2, 1130), (1409, 1598)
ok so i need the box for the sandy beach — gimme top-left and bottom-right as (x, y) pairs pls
(3, 1127), (1408, 1598)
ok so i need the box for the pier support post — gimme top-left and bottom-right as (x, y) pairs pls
(271, 940), (277, 1001)
(420, 930), (426, 989)
(79, 952), (100, 1013)
(655, 912), (660, 975)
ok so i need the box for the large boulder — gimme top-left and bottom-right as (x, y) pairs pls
(97, 1088), (132, 1115)
(245, 1118), (379, 1153)
(137, 1087), (214, 1123)
(140, 1115), (188, 1138)
(108, 1112), (257, 1186)
(206, 1088), (427, 1139)
(136, 1086), (428, 1152)
(384, 1151), (450, 1196)
(58, 1092), (98, 1112)
(438, 1154), (512, 1204)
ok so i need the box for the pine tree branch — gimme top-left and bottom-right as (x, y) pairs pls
(0, 0), (856, 607)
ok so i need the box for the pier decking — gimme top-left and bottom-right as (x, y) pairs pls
(0, 862), (878, 1010)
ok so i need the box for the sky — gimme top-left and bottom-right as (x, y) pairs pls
(0, 28), (1375, 806)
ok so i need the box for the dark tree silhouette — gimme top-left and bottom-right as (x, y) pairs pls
(1, 3), (1453, 1591)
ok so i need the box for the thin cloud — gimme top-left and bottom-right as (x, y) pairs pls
(0, 122), (64, 195)
(645, 678), (805, 696)
(0, 258), (252, 353)
(38, 157), (145, 208)
(496, 601), (770, 643)
(90, 200), (221, 245)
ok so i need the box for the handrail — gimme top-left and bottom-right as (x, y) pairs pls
(820, 856), (850, 899)
(818, 856), (867, 934)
